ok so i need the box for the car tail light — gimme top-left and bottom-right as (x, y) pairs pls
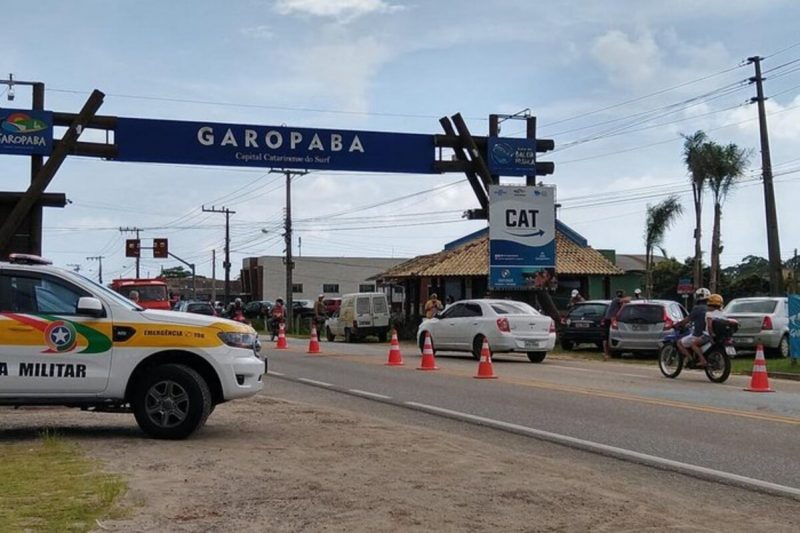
(496, 317), (510, 332)
(762, 316), (773, 330)
(662, 309), (673, 331)
(611, 318), (618, 330)
(549, 320), (556, 333)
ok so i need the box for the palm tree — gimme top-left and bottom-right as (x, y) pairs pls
(705, 142), (751, 292)
(644, 195), (684, 297)
(682, 131), (710, 291)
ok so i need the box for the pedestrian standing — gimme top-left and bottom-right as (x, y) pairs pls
(569, 289), (585, 308)
(313, 294), (327, 338)
(602, 289), (625, 361)
(424, 293), (443, 319)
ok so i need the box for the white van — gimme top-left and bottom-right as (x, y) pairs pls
(324, 292), (390, 342)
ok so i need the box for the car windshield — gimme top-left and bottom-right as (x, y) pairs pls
(490, 301), (537, 315)
(569, 303), (607, 319)
(617, 304), (664, 323)
(726, 300), (777, 314)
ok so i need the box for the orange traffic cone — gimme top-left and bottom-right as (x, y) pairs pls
(307, 326), (321, 354)
(276, 322), (288, 349)
(417, 331), (439, 371)
(745, 344), (774, 392)
(474, 337), (497, 379)
(385, 329), (404, 366)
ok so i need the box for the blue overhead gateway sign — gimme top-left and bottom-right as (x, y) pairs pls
(115, 118), (437, 174)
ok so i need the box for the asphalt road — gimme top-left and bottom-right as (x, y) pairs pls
(264, 336), (800, 493)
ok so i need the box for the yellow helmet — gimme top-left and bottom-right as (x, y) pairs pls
(708, 294), (724, 307)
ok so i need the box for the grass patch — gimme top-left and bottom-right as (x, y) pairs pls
(0, 431), (126, 532)
(732, 356), (800, 375)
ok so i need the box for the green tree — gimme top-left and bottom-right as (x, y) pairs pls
(644, 195), (683, 298)
(682, 131), (710, 291)
(161, 266), (190, 278)
(651, 257), (692, 300)
(704, 141), (751, 292)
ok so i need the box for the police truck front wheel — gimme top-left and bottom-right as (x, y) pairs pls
(132, 364), (212, 440)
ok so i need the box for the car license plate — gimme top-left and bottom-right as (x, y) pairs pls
(739, 337), (754, 344)
(632, 324), (648, 331)
(524, 340), (541, 349)
(575, 322), (589, 328)
(725, 345), (736, 356)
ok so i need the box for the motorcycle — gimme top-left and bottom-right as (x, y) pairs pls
(658, 318), (738, 383)
(268, 316), (285, 341)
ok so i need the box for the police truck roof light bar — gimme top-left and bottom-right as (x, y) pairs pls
(7, 253), (52, 265)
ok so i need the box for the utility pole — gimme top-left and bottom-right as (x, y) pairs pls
(119, 226), (142, 278)
(203, 206), (235, 305)
(211, 249), (217, 303)
(749, 56), (784, 295)
(270, 169), (307, 332)
(86, 255), (104, 283)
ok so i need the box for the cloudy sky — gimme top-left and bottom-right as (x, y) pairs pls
(3, 0), (800, 282)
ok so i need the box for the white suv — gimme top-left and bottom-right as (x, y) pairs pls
(0, 254), (265, 439)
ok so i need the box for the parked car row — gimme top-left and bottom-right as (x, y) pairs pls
(559, 296), (790, 358)
(165, 292), (789, 361)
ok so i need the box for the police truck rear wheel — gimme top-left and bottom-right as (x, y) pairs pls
(326, 327), (335, 342)
(132, 364), (212, 440)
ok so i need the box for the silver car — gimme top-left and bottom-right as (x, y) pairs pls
(417, 299), (556, 363)
(723, 297), (789, 357)
(608, 300), (687, 356)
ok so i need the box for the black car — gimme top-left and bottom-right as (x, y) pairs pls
(292, 299), (316, 319)
(559, 300), (610, 350)
(244, 300), (272, 319)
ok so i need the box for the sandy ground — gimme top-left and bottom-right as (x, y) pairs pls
(1, 390), (799, 532)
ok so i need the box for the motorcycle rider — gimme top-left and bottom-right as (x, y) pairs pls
(705, 293), (734, 335)
(270, 298), (285, 341)
(674, 287), (711, 367)
(227, 298), (245, 321)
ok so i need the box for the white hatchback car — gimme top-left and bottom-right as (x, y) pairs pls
(417, 299), (555, 363)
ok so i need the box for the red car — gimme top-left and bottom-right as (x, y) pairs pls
(324, 297), (342, 315)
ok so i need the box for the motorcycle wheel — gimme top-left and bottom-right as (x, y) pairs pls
(658, 344), (683, 378)
(704, 348), (731, 383)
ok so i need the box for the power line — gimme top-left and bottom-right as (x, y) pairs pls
(538, 63), (747, 131)
(48, 87), (486, 122)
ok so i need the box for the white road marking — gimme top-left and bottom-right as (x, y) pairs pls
(298, 378), (333, 387)
(268, 371), (285, 377)
(349, 389), (392, 400)
(405, 401), (800, 499)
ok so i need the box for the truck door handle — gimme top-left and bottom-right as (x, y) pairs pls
(10, 326), (34, 332)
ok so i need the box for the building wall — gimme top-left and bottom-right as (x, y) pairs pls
(246, 256), (408, 301)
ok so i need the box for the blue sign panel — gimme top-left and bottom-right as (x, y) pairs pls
(487, 137), (536, 176)
(790, 295), (800, 359)
(115, 118), (436, 174)
(489, 185), (556, 290)
(0, 108), (54, 156)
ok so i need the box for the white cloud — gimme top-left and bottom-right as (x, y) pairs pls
(274, 0), (403, 22)
(240, 25), (275, 40)
(281, 36), (392, 113)
(592, 30), (662, 86)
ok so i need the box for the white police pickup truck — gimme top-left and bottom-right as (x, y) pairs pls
(0, 254), (265, 439)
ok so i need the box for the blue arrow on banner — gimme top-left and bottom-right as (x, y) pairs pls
(789, 295), (800, 359)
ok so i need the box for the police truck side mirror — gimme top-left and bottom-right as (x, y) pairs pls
(77, 297), (105, 318)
